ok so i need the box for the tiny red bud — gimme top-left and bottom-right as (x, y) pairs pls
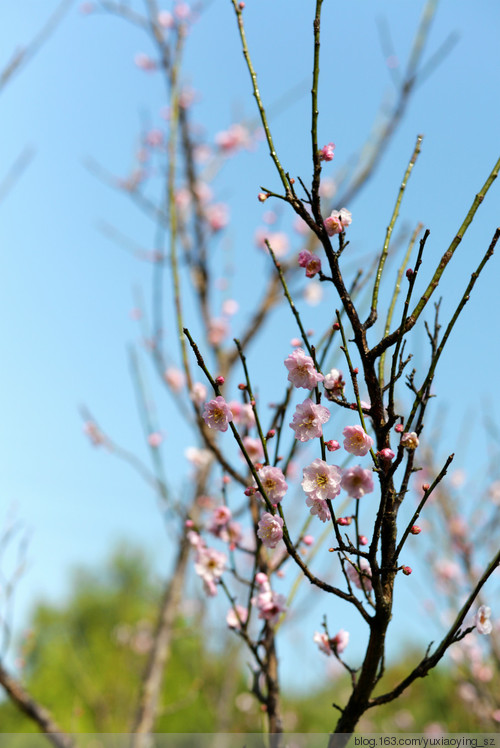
(337, 517), (352, 526)
(238, 1), (245, 8)
(328, 547), (335, 552)
(353, 367), (358, 375)
(223, 475), (231, 484)
(185, 519), (194, 528)
(395, 424), (404, 433)
(333, 322), (340, 330)
(250, 399), (256, 406)
(244, 487), (256, 496)
(422, 483), (430, 492)
(406, 268), (414, 279)
(410, 525), (421, 535)
(266, 429), (276, 439)
(290, 177), (295, 184)
(215, 376), (225, 386)
(402, 565), (412, 576)
(254, 463), (263, 471)
(350, 404), (356, 410)
(325, 439), (340, 452)
(238, 383), (247, 390)
(257, 191), (268, 202)
(358, 535), (368, 546)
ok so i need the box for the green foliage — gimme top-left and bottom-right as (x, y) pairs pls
(0, 546), (493, 734)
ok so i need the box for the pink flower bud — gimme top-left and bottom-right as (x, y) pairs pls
(406, 268), (414, 279)
(395, 424), (404, 433)
(378, 448), (395, 462)
(337, 517), (352, 526)
(358, 535), (368, 546)
(266, 429), (276, 439)
(303, 535), (314, 546)
(410, 525), (421, 535)
(402, 565), (412, 576)
(185, 519), (194, 528)
(215, 375), (225, 386)
(422, 483), (430, 492)
(325, 439), (341, 452)
(238, 383), (246, 390)
(258, 192), (269, 202)
(244, 486), (256, 496)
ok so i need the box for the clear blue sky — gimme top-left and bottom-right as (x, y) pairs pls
(1, 0), (499, 693)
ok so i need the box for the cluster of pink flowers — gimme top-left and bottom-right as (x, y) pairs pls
(298, 249), (322, 278)
(324, 208), (352, 236)
(285, 349), (324, 389)
(251, 573), (287, 625)
(289, 398), (330, 442)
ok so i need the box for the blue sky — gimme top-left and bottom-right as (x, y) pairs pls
(1, 0), (500, 695)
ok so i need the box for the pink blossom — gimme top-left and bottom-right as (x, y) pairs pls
(134, 53), (157, 71)
(319, 177), (337, 199)
(313, 631), (332, 655)
(256, 465), (288, 504)
(303, 535), (314, 546)
(303, 281), (323, 306)
(190, 382), (207, 405)
(222, 298), (239, 316)
(475, 606), (492, 635)
(302, 459), (342, 502)
(324, 208), (352, 236)
(225, 521), (242, 550)
(401, 431), (419, 450)
(174, 2), (190, 20)
(252, 588), (287, 625)
(289, 398), (330, 442)
(341, 465), (374, 499)
(343, 425), (373, 456)
(257, 512), (284, 549)
(209, 505), (232, 528)
(226, 605), (248, 630)
(145, 129), (163, 147)
(255, 572), (269, 588)
(147, 432), (163, 448)
(254, 229), (289, 257)
(284, 349), (324, 389)
(323, 368), (345, 399)
(332, 629), (349, 653)
(242, 436), (264, 463)
(208, 317), (229, 345)
(185, 447), (212, 469)
(206, 203), (229, 232)
(194, 546), (227, 596)
(305, 496), (331, 523)
(202, 396), (233, 432)
(164, 367), (185, 392)
(298, 249), (322, 278)
(319, 142), (335, 162)
(215, 123), (252, 153)
(346, 558), (372, 591)
(157, 10), (174, 28)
